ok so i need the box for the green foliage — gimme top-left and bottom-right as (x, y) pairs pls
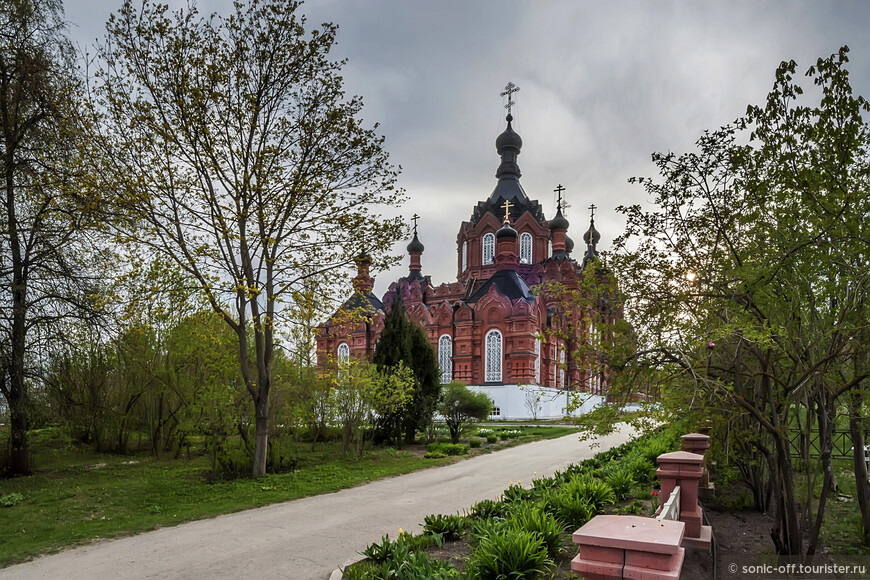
(469, 499), (509, 520)
(360, 534), (410, 563)
(423, 451), (447, 459)
(542, 489), (593, 529)
(437, 382), (491, 444)
(373, 299), (441, 443)
(486, 434), (498, 444)
(423, 514), (466, 540)
(508, 504), (565, 557)
(467, 528), (553, 580)
(0, 493), (24, 508)
(617, 499), (646, 516)
(425, 442), (468, 456)
(503, 482), (532, 503)
(605, 466), (636, 500)
(469, 438), (482, 448)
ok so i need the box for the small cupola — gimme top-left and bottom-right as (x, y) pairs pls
(406, 214), (425, 279)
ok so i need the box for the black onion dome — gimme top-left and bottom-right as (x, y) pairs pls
(495, 114), (523, 152)
(565, 235), (574, 253)
(549, 208), (569, 231)
(496, 222), (517, 239)
(406, 233), (424, 254)
(583, 220), (601, 245)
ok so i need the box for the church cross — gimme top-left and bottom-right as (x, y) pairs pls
(588, 204), (597, 221)
(501, 82), (520, 116)
(412, 213), (419, 234)
(501, 199), (513, 224)
(554, 184), (566, 211)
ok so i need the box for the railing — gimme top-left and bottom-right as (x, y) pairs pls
(788, 430), (870, 460)
(656, 485), (681, 522)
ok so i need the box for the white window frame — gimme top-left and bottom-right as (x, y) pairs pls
(520, 232), (533, 264)
(461, 240), (468, 272)
(438, 334), (453, 384)
(337, 342), (350, 363)
(482, 233), (495, 265)
(534, 337), (541, 385)
(560, 348), (566, 389)
(485, 329), (503, 382)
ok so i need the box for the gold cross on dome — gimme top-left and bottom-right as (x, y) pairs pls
(501, 199), (513, 224)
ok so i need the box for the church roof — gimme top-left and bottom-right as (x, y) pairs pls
(337, 291), (385, 315)
(465, 269), (535, 304)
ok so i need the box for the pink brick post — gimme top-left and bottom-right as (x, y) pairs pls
(572, 515), (686, 580)
(681, 432), (712, 488)
(656, 451), (712, 550)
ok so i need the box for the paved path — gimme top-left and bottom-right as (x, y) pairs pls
(2, 426), (634, 580)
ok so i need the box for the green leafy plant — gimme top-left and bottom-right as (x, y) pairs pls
(605, 466), (636, 500)
(0, 493), (24, 508)
(425, 442), (468, 456)
(617, 499), (645, 516)
(467, 528), (553, 579)
(486, 434), (498, 444)
(503, 482), (532, 503)
(359, 534), (410, 563)
(423, 514), (466, 540)
(469, 438), (482, 448)
(423, 451), (447, 459)
(509, 504), (565, 557)
(469, 498), (508, 520)
(543, 489), (593, 529)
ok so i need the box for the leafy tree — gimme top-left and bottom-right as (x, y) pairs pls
(90, 0), (404, 476)
(610, 48), (870, 555)
(438, 381), (491, 444)
(0, 0), (99, 475)
(373, 298), (440, 443)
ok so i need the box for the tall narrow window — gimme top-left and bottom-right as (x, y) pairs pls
(482, 233), (495, 265)
(438, 334), (453, 384)
(553, 343), (558, 386)
(337, 343), (350, 363)
(548, 240), (553, 258)
(461, 241), (468, 272)
(485, 329), (502, 382)
(520, 232), (533, 264)
(560, 349), (566, 388)
(534, 337), (541, 384)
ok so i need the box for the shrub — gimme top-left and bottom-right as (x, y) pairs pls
(469, 438), (482, 448)
(423, 514), (466, 540)
(564, 474), (616, 513)
(423, 451), (447, 459)
(467, 528), (553, 579)
(486, 434), (498, 444)
(509, 504), (565, 557)
(425, 442), (468, 456)
(617, 499), (645, 516)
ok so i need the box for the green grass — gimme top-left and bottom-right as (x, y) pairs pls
(0, 423), (579, 566)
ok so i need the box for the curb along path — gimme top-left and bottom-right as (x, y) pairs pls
(1, 426), (634, 580)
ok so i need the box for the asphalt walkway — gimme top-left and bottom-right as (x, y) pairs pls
(1, 426), (634, 580)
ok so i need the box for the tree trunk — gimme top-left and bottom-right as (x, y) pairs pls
(252, 391), (269, 476)
(850, 388), (870, 546)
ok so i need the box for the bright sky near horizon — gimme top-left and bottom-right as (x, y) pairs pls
(62, 0), (870, 297)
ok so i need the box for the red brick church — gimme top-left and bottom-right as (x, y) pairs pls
(317, 86), (620, 418)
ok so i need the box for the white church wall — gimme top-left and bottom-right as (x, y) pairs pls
(466, 384), (604, 421)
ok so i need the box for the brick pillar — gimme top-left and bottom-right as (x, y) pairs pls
(656, 451), (711, 550)
(681, 433), (712, 488)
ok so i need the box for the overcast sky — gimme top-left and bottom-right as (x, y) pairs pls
(64, 1), (870, 297)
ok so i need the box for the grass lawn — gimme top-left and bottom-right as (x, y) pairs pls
(0, 424), (579, 567)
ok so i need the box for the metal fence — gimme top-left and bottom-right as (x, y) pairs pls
(788, 430), (869, 460)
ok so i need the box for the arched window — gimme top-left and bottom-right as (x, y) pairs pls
(534, 337), (541, 384)
(438, 334), (452, 384)
(482, 233), (495, 265)
(461, 241), (468, 272)
(337, 343), (349, 364)
(548, 240), (553, 258)
(520, 232), (533, 264)
(484, 329), (502, 382)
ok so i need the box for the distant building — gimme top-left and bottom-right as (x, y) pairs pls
(317, 89), (621, 419)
